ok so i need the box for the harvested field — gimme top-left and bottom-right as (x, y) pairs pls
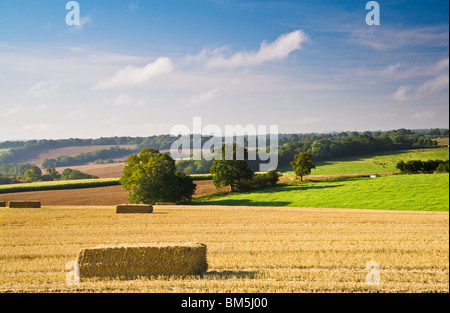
(16, 146), (136, 166)
(0, 180), (228, 206)
(54, 163), (125, 179)
(0, 206), (447, 293)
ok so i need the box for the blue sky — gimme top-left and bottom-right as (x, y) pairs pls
(0, 0), (448, 140)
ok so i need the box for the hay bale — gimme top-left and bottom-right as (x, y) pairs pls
(0, 201), (6, 207)
(8, 201), (41, 208)
(77, 242), (208, 279)
(116, 204), (153, 214)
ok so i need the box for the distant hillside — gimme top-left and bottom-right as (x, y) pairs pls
(16, 145), (136, 166)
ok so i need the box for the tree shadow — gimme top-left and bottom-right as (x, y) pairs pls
(204, 270), (259, 279)
(191, 184), (344, 207)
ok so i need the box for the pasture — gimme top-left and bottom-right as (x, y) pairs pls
(0, 205), (448, 293)
(281, 148), (449, 176)
(196, 174), (450, 212)
(0, 149), (9, 156)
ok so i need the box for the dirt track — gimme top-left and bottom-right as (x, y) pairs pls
(0, 180), (227, 206)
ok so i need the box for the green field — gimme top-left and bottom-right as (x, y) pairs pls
(195, 173), (449, 212)
(0, 178), (120, 194)
(281, 148), (449, 176)
(0, 149), (10, 156)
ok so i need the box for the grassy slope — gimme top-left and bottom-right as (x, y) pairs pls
(0, 149), (10, 156)
(280, 148), (449, 176)
(195, 174), (449, 212)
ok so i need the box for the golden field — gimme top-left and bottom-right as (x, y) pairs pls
(0, 205), (448, 293)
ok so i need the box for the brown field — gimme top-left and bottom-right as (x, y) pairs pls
(54, 163), (125, 179)
(436, 138), (450, 146)
(0, 205), (447, 293)
(0, 180), (228, 206)
(15, 145), (136, 167)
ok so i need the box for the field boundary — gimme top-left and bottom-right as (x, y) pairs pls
(0, 179), (121, 194)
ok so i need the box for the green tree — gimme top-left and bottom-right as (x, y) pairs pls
(60, 168), (98, 180)
(291, 152), (316, 181)
(23, 166), (42, 182)
(210, 144), (254, 192)
(120, 148), (196, 204)
(41, 168), (61, 181)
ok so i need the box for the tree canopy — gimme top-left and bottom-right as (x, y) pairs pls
(120, 148), (196, 204)
(210, 144), (254, 192)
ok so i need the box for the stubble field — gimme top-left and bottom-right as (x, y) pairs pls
(0, 205), (448, 293)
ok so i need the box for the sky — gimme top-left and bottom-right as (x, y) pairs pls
(0, 0), (448, 141)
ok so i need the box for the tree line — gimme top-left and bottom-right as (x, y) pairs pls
(0, 164), (98, 185)
(1, 129), (447, 168)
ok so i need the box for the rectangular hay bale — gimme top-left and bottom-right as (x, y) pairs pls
(116, 204), (153, 214)
(8, 201), (41, 208)
(77, 242), (208, 279)
(0, 201), (6, 207)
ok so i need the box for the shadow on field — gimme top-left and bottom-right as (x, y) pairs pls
(192, 184), (344, 206)
(205, 270), (259, 279)
(197, 199), (293, 206)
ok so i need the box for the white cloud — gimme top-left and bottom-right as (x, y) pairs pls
(392, 85), (413, 101)
(416, 74), (449, 95)
(2, 106), (22, 117)
(205, 30), (308, 69)
(114, 93), (146, 106)
(294, 116), (324, 125)
(392, 74), (449, 101)
(93, 57), (174, 90)
(353, 26), (449, 51)
(412, 111), (437, 119)
(129, 1), (139, 10)
(21, 123), (62, 132)
(26, 80), (59, 98)
(186, 87), (221, 107)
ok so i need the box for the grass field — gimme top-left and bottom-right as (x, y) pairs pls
(0, 205), (447, 293)
(0, 149), (9, 156)
(195, 174), (449, 212)
(280, 148), (449, 176)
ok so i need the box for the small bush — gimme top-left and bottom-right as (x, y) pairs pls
(235, 171), (280, 192)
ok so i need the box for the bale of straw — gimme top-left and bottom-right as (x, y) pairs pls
(8, 201), (41, 208)
(0, 201), (6, 207)
(77, 243), (208, 279)
(116, 204), (153, 214)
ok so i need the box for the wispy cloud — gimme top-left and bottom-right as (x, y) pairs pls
(129, 1), (139, 10)
(93, 57), (174, 90)
(294, 116), (324, 125)
(204, 30), (308, 69)
(186, 87), (221, 107)
(74, 16), (92, 31)
(353, 26), (449, 51)
(26, 80), (59, 98)
(412, 111), (437, 119)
